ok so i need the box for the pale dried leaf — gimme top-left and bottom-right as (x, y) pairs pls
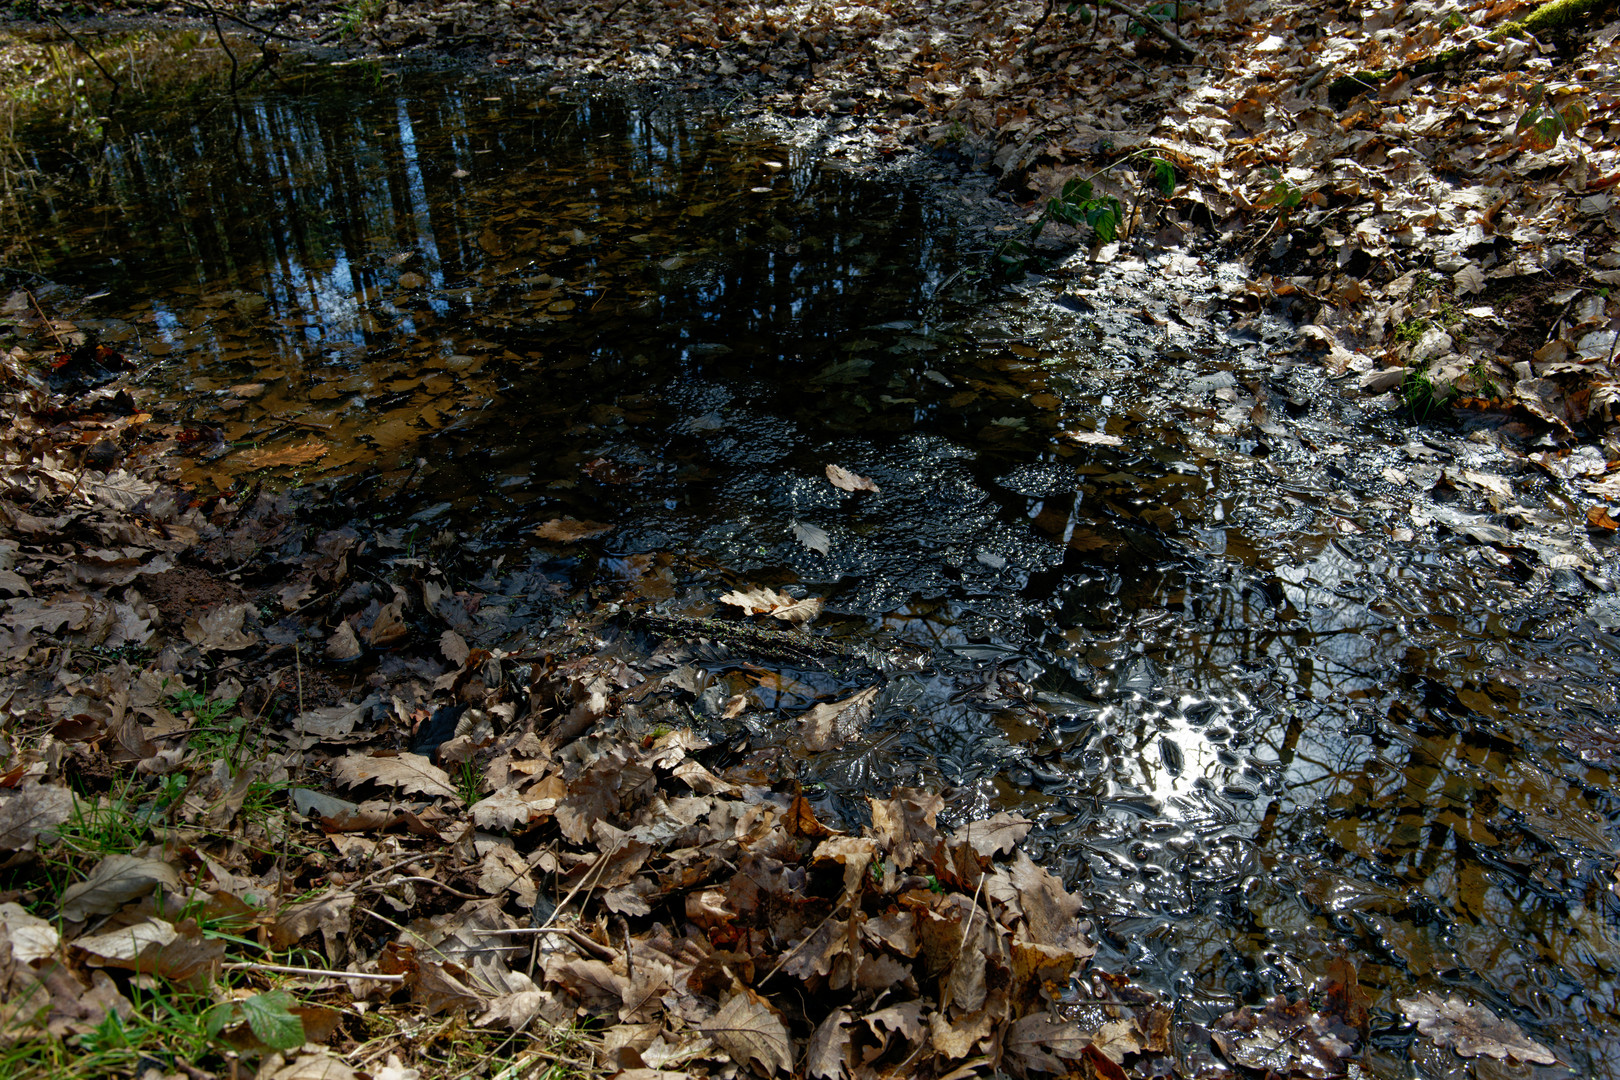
(825, 464), (880, 493)
(332, 753), (461, 802)
(0, 782), (73, 851)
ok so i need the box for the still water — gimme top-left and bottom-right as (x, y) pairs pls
(11, 45), (1620, 1078)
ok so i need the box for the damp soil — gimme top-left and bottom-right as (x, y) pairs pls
(11, 46), (1620, 1078)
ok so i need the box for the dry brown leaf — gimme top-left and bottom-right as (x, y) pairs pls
(1002, 1012), (1093, 1075)
(59, 855), (181, 923)
(325, 620), (362, 661)
(962, 811), (1032, 858)
(0, 902), (60, 962)
(182, 603), (257, 652)
(717, 585), (823, 625)
(806, 1007), (852, 1080)
(825, 463), (880, 493)
(269, 1052), (358, 1080)
(332, 753), (461, 802)
(869, 789), (943, 870)
(0, 782), (73, 851)
(703, 987), (791, 1076)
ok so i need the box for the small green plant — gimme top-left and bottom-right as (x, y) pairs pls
(456, 759), (482, 805)
(340, 0), (386, 36)
(205, 990), (306, 1052)
(1516, 83), (1588, 151)
(1395, 318), (1429, 344)
(1401, 363), (1453, 420)
(1466, 360), (1502, 400)
(1257, 167), (1305, 210)
(998, 151), (1174, 273)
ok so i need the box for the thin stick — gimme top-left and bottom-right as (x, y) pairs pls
(1097, 0), (1197, 56)
(757, 899), (844, 989)
(24, 288), (66, 351)
(224, 961), (403, 982)
(48, 17), (120, 94)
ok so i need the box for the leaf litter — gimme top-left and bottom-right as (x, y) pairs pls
(5, 1), (1616, 1075)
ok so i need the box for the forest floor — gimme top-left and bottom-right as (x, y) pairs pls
(0, 1), (1615, 1079)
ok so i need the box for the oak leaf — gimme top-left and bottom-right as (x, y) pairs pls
(332, 753), (460, 802)
(1398, 993), (1555, 1064)
(718, 585), (823, 625)
(702, 987), (791, 1076)
(806, 1007), (852, 1080)
(800, 687), (879, 752)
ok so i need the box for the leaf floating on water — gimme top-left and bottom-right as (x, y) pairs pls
(1398, 993), (1557, 1064)
(533, 518), (614, 542)
(793, 520), (831, 555)
(1059, 429), (1124, 447)
(1210, 994), (1359, 1077)
(718, 585), (823, 625)
(825, 464), (880, 493)
(1587, 505), (1619, 531)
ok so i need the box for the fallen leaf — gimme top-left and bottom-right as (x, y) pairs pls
(0, 901), (60, 961)
(239, 441), (329, 470)
(1059, 429), (1124, 446)
(183, 603), (258, 652)
(325, 620), (362, 661)
(59, 855), (182, 922)
(793, 520), (831, 555)
(702, 987), (792, 1075)
(717, 585), (823, 625)
(534, 518), (615, 542)
(0, 782), (73, 851)
(825, 464), (880, 493)
(332, 753), (461, 802)
(962, 811), (1032, 858)
(1398, 993), (1556, 1065)
(806, 1007), (852, 1079)
(800, 687), (879, 752)
(1588, 506), (1619, 531)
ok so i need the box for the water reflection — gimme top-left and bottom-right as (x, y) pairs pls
(11, 54), (1620, 1076)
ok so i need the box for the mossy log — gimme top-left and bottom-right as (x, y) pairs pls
(1326, 0), (1613, 104)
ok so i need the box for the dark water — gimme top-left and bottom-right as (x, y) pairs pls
(11, 46), (1620, 1078)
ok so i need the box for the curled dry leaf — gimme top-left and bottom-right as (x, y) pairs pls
(1398, 993), (1556, 1065)
(825, 464), (880, 493)
(183, 602), (257, 652)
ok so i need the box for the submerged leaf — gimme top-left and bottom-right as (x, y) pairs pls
(1398, 993), (1556, 1064)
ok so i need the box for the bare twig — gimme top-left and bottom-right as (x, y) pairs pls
(48, 18), (120, 94)
(224, 961), (404, 982)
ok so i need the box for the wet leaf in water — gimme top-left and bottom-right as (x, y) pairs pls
(534, 518), (615, 542)
(793, 520), (831, 555)
(1210, 995), (1358, 1078)
(962, 811), (1032, 858)
(1587, 505), (1619, 531)
(800, 687), (879, 752)
(1059, 429), (1124, 447)
(238, 440), (329, 470)
(825, 464), (880, 493)
(1398, 993), (1556, 1065)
